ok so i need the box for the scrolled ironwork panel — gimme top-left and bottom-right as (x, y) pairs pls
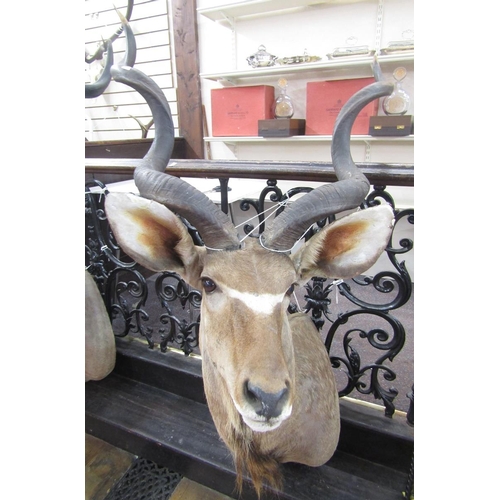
(324, 309), (406, 417)
(155, 272), (201, 355)
(106, 267), (152, 345)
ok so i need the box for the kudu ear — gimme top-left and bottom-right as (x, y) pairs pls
(293, 204), (394, 284)
(104, 192), (205, 286)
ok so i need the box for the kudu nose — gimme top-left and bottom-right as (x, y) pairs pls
(244, 381), (289, 420)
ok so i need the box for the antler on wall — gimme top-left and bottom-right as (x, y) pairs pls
(85, 0), (134, 64)
(85, 3), (137, 99)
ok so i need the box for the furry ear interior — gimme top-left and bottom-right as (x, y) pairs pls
(293, 204), (394, 284)
(104, 192), (205, 285)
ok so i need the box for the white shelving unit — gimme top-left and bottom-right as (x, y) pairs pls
(197, 0), (414, 164)
(200, 52), (414, 85)
(204, 135), (414, 165)
(198, 0), (372, 25)
(205, 134), (414, 144)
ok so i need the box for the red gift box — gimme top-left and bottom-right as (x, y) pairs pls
(211, 85), (275, 136)
(305, 78), (378, 135)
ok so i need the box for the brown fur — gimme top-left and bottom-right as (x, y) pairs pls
(229, 426), (283, 497)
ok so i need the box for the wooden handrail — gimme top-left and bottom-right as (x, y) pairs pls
(85, 158), (414, 186)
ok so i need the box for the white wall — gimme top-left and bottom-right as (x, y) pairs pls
(85, 0), (178, 141)
(197, 0), (414, 162)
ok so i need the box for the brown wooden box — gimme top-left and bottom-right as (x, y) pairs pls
(369, 115), (414, 136)
(258, 118), (306, 137)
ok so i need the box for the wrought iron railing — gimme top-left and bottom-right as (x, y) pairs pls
(85, 166), (414, 423)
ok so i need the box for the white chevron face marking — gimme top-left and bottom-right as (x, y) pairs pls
(225, 287), (284, 315)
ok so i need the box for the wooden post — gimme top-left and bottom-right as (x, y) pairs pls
(171, 0), (205, 159)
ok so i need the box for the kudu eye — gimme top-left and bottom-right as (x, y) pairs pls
(201, 277), (217, 293)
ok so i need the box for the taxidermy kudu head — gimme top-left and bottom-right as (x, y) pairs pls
(104, 64), (395, 497)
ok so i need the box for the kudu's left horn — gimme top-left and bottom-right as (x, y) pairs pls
(260, 80), (395, 252)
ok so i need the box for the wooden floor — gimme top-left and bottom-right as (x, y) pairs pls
(85, 434), (135, 500)
(85, 434), (233, 500)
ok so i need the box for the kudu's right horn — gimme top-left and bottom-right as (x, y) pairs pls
(110, 65), (241, 251)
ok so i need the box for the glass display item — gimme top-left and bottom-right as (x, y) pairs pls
(326, 46), (374, 59)
(383, 67), (411, 116)
(379, 40), (414, 54)
(274, 78), (294, 119)
(246, 45), (278, 68)
(326, 37), (374, 59)
(380, 30), (414, 54)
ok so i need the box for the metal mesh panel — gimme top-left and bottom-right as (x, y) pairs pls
(104, 457), (182, 500)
